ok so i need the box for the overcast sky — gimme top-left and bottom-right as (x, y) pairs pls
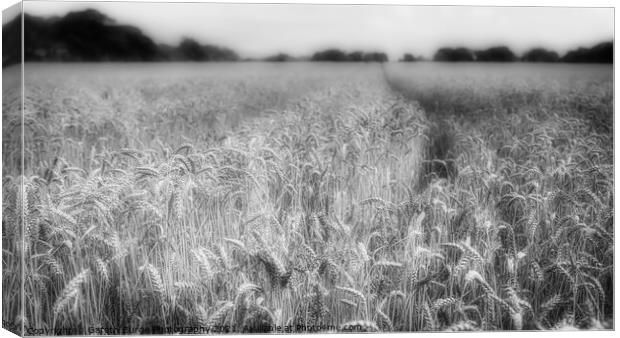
(22, 1), (614, 59)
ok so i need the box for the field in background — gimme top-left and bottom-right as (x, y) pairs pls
(2, 62), (613, 334)
(386, 63), (612, 132)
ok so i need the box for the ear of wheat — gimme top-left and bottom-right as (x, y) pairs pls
(139, 263), (165, 300)
(52, 269), (91, 319)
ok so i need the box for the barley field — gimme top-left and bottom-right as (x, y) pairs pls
(2, 62), (613, 334)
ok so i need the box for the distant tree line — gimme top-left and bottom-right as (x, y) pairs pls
(400, 53), (425, 62)
(310, 49), (388, 62)
(263, 53), (294, 62)
(2, 8), (613, 66)
(561, 42), (613, 63)
(427, 42), (612, 63)
(3, 9), (239, 66)
(247, 49), (390, 62)
(159, 38), (238, 62)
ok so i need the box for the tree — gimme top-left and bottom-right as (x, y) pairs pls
(202, 44), (239, 61)
(433, 47), (474, 62)
(401, 53), (415, 62)
(3, 13), (22, 66)
(363, 52), (388, 62)
(521, 48), (559, 62)
(347, 51), (364, 62)
(6, 9), (159, 63)
(400, 53), (424, 62)
(179, 38), (206, 61)
(474, 46), (517, 62)
(2, 9), (239, 64)
(311, 49), (349, 61)
(562, 42), (612, 63)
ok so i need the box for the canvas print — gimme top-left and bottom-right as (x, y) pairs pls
(1, 1), (614, 335)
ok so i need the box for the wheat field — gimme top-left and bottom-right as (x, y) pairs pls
(2, 62), (613, 334)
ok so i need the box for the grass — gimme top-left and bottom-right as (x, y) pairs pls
(2, 62), (613, 334)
